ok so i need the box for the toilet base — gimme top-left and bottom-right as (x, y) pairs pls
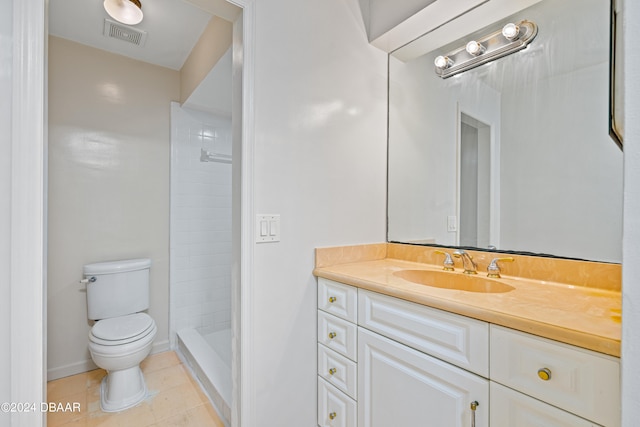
(100, 366), (148, 412)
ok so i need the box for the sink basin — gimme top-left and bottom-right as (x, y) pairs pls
(393, 269), (515, 293)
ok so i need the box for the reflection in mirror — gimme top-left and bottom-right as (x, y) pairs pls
(459, 113), (491, 248)
(387, 0), (623, 263)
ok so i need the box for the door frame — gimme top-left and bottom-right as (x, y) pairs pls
(11, 1), (46, 426)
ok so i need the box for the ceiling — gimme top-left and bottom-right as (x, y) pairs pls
(49, 0), (213, 70)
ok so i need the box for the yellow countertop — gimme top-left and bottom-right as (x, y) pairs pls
(314, 257), (621, 357)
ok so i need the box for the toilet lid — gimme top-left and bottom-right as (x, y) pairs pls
(90, 313), (155, 345)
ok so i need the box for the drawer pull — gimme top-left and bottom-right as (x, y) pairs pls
(328, 331), (337, 339)
(537, 367), (552, 381)
(328, 367), (337, 375)
(329, 296), (337, 303)
(329, 412), (337, 420)
(470, 401), (479, 427)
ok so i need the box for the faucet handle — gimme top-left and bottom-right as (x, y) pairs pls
(433, 250), (455, 271)
(487, 257), (514, 278)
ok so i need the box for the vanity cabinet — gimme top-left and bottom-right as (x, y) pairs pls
(316, 278), (620, 427)
(317, 279), (358, 427)
(317, 279), (487, 427)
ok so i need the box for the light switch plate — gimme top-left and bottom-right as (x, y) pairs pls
(447, 215), (458, 232)
(256, 214), (280, 243)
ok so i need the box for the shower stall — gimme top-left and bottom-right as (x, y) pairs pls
(170, 100), (233, 424)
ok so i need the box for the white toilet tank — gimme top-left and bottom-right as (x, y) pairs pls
(84, 258), (151, 320)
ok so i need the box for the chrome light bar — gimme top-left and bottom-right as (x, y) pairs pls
(434, 20), (538, 79)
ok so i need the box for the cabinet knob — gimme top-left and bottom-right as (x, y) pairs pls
(329, 412), (337, 420)
(328, 332), (337, 339)
(329, 296), (337, 303)
(328, 367), (337, 375)
(537, 368), (552, 381)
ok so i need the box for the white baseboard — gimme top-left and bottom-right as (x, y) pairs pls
(47, 339), (171, 381)
(47, 359), (97, 381)
(151, 339), (170, 355)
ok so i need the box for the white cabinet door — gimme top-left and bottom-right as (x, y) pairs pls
(490, 382), (601, 427)
(358, 327), (488, 427)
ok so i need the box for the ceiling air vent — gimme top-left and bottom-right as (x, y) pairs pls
(103, 19), (148, 47)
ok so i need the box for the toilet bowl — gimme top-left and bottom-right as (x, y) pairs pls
(83, 258), (156, 412)
(88, 312), (157, 412)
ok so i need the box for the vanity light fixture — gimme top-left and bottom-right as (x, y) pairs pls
(104, 0), (143, 26)
(465, 41), (486, 56)
(502, 23), (520, 41)
(434, 55), (454, 71)
(434, 20), (537, 79)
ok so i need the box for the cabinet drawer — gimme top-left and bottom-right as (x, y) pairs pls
(318, 311), (357, 361)
(490, 325), (620, 427)
(318, 344), (357, 399)
(318, 377), (357, 427)
(358, 289), (489, 376)
(490, 382), (600, 427)
(318, 278), (357, 323)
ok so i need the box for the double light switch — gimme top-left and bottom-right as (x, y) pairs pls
(256, 214), (280, 243)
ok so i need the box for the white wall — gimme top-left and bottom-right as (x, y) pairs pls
(249, 0), (388, 424)
(622, 0), (640, 424)
(47, 37), (179, 379)
(0, 0), (12, 415)
(170, 103), (232, 342)
(184, 48), (233, 116)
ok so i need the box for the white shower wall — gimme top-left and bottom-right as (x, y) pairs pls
(170, 102), (232, 344)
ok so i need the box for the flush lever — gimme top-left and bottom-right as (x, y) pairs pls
(79, 276), (97, 284)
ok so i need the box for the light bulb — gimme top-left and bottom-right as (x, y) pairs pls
(502, 23), (520, 41)
(465, 41), (485, 56)
(434, 55), (453, 70)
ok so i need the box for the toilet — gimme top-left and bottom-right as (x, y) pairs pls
(83, 258), (157, 412)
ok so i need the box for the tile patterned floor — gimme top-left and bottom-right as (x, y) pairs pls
(47, 351), (225, 427)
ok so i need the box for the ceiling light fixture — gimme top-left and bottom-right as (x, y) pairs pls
(104, 0), (143, 26)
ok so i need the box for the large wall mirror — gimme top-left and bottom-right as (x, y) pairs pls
(387, 0), (623, 263)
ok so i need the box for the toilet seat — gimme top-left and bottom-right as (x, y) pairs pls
(90, 313), (155, 346)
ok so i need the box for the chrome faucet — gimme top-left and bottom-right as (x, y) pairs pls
(487, 257), (514, 278)
(453, 250), (477, 275)
(433, 250), (455, 271)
